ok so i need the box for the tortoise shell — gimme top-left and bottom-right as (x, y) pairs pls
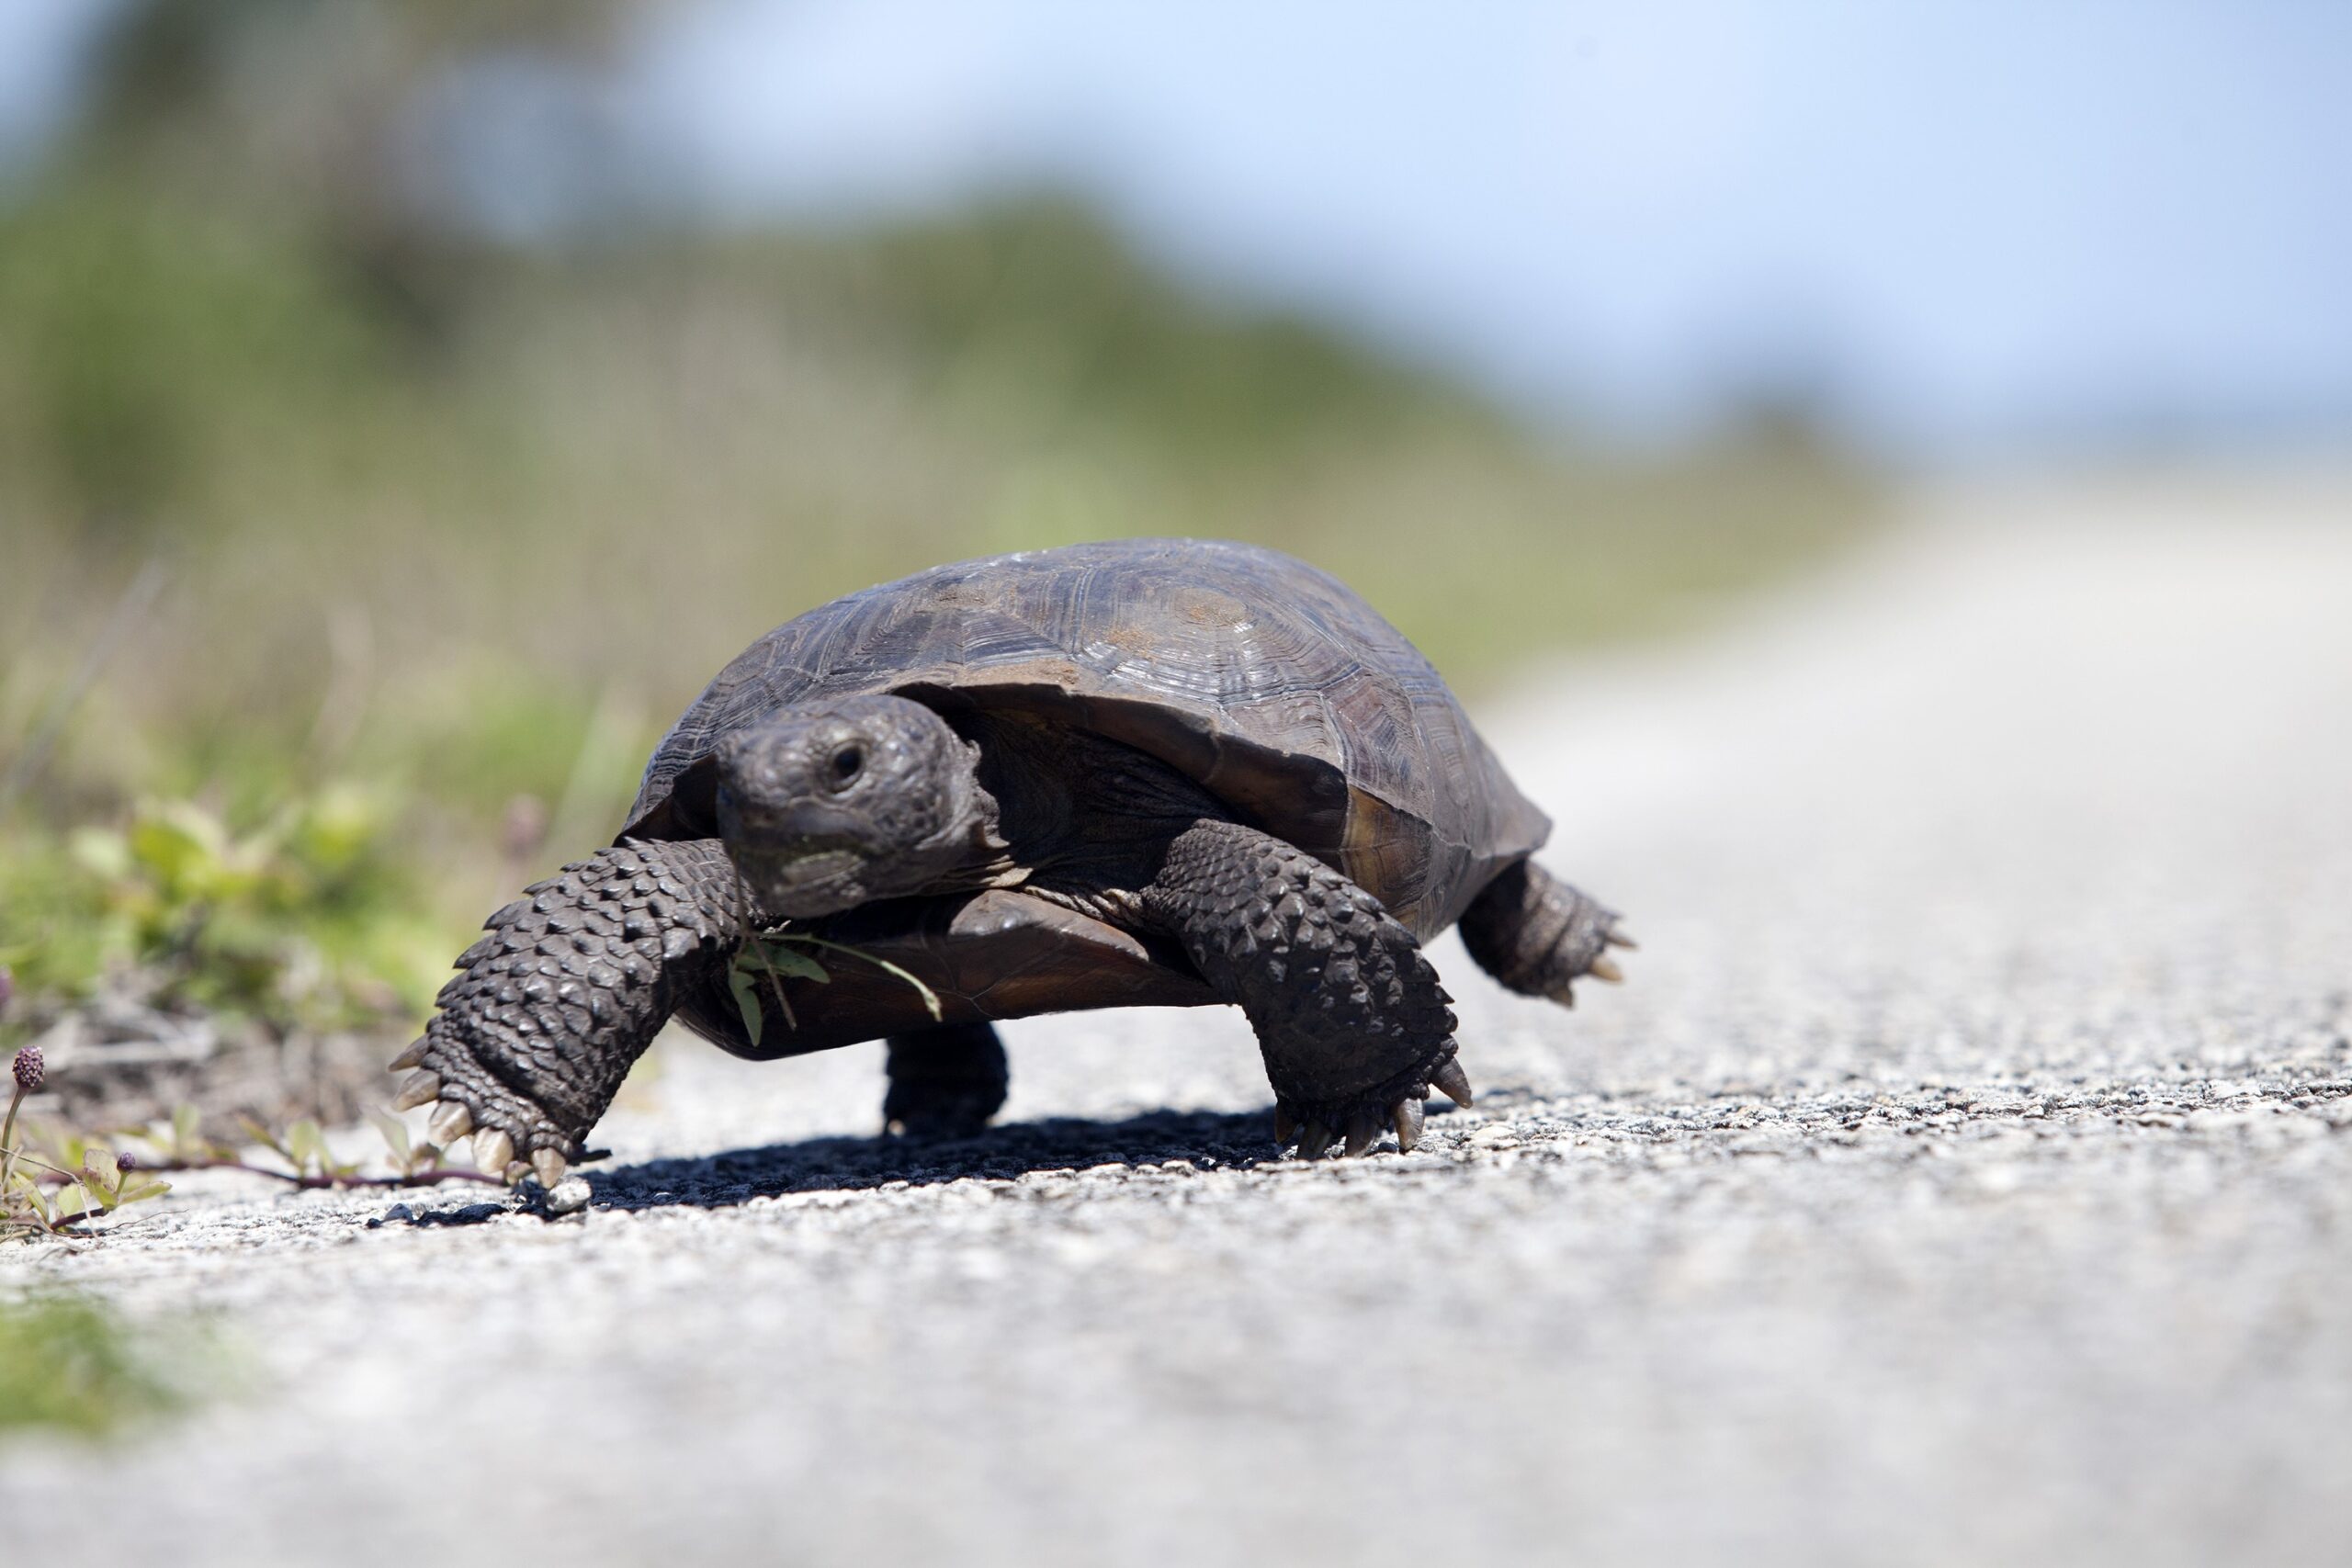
(620, 538), (1551, 1055)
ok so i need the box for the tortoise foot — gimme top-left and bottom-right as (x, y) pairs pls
(1458, 859), (1632, 1007)
(881, 1023), (1009, 1140)
(1273, 1051), (1472, 1159)
(1147, 819), (1465, 1160)
(394, 1043), (593, 1186)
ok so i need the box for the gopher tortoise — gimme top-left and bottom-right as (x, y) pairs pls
(392, 539), (1629, 1184)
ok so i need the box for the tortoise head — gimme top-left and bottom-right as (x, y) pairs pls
(712, 694), (992, 919)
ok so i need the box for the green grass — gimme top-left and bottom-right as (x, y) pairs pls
(0, 1294), (192, 1437)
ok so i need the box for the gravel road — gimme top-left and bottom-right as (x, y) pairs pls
(7, 474), (2351, 1567)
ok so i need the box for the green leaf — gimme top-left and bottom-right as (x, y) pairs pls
(736, 943), (801, 1032)
(114, 1179), (172, 1206)
(286, 1120), (327, 1174)
(67, 826), (133, 883)
(726, 961), (764, 1047)
(368, 1110), (412, 1166)
(791, 936), (946, 1023)
(129, 800), (232, 899)
(756, 942), (831, 983)
(240, 1116), (288, 1159)
(862, 954), (944, 1022)
(82, 1148), (119, 1193)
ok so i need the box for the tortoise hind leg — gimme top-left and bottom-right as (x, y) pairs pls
(1456, 859), (1632, 1007)
(883, 1022), (1009, 1138)
(1144, 819), (1464, 1158)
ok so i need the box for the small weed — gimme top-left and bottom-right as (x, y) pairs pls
(1, 984), (502, 1246)
(3, 1021), (167, 1239)
(1, 979), (226, 1438)
(130, 1101), (502, 1193)
(4, 979), (177, 1239)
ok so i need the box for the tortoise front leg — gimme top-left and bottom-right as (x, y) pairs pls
(390, 838), (747, 1185)
(1143, 819), (1471, 1158)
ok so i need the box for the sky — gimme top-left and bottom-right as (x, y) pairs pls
(6, 0), (2348, 461)
(0, 0), (115, 170)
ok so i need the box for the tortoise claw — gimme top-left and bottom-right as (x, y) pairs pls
(1605, 924), (1638, 951)
(1588, 954), (1625, 984)
(1431, 1059), (1475, 1108)
(1279, 1089), (1431, 1159)
(392, 1071), (441, 1111)
(422, 1096), (580, 1190)
(413, 1062), (592, 1188)
(471, 1128), (514, 1179)
(428, 1101), (473, 1146)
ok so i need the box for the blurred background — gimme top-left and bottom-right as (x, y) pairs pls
(0, 0), (2343, 1126)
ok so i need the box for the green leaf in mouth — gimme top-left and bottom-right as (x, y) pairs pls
(753, 942), (831, 984)
(728, 931), (945, 1032)
(726, 957), (766, 1047)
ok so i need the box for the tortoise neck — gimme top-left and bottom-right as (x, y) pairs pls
(956, 712), (1229, 914)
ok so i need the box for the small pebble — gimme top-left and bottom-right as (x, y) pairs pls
(545, 1179), (594, 1216)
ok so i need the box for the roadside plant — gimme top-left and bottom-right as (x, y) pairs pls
(4, 1036), (175, 1240)
(2, 1030), (504, 1245)
(101, 1101), (507, 1198)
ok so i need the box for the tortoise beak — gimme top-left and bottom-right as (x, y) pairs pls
(731, 844), (865, 919)
(714, 774), (878, 917)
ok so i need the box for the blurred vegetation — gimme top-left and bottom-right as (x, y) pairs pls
(0, 0), (1878, 1077)
(0, 789), (444, 1026)
(0, 1294), (194, 1435)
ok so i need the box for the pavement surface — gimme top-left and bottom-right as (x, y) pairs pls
(7, 473), (2352, 1567)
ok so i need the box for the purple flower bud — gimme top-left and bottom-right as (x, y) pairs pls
(11, 1044), (41, 1093)
(116, 1149), (139, 1172)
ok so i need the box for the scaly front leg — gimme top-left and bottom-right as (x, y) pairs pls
(390, 838), (748, 1185)
(1143, 819), (1472, 1158)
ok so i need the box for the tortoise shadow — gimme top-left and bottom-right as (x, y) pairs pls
(571, 1105), (1300, 1215)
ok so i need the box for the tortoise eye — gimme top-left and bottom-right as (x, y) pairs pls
(829, 746), (865, 785)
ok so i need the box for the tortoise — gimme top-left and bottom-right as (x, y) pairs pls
(390, 538), (1629, 1185)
